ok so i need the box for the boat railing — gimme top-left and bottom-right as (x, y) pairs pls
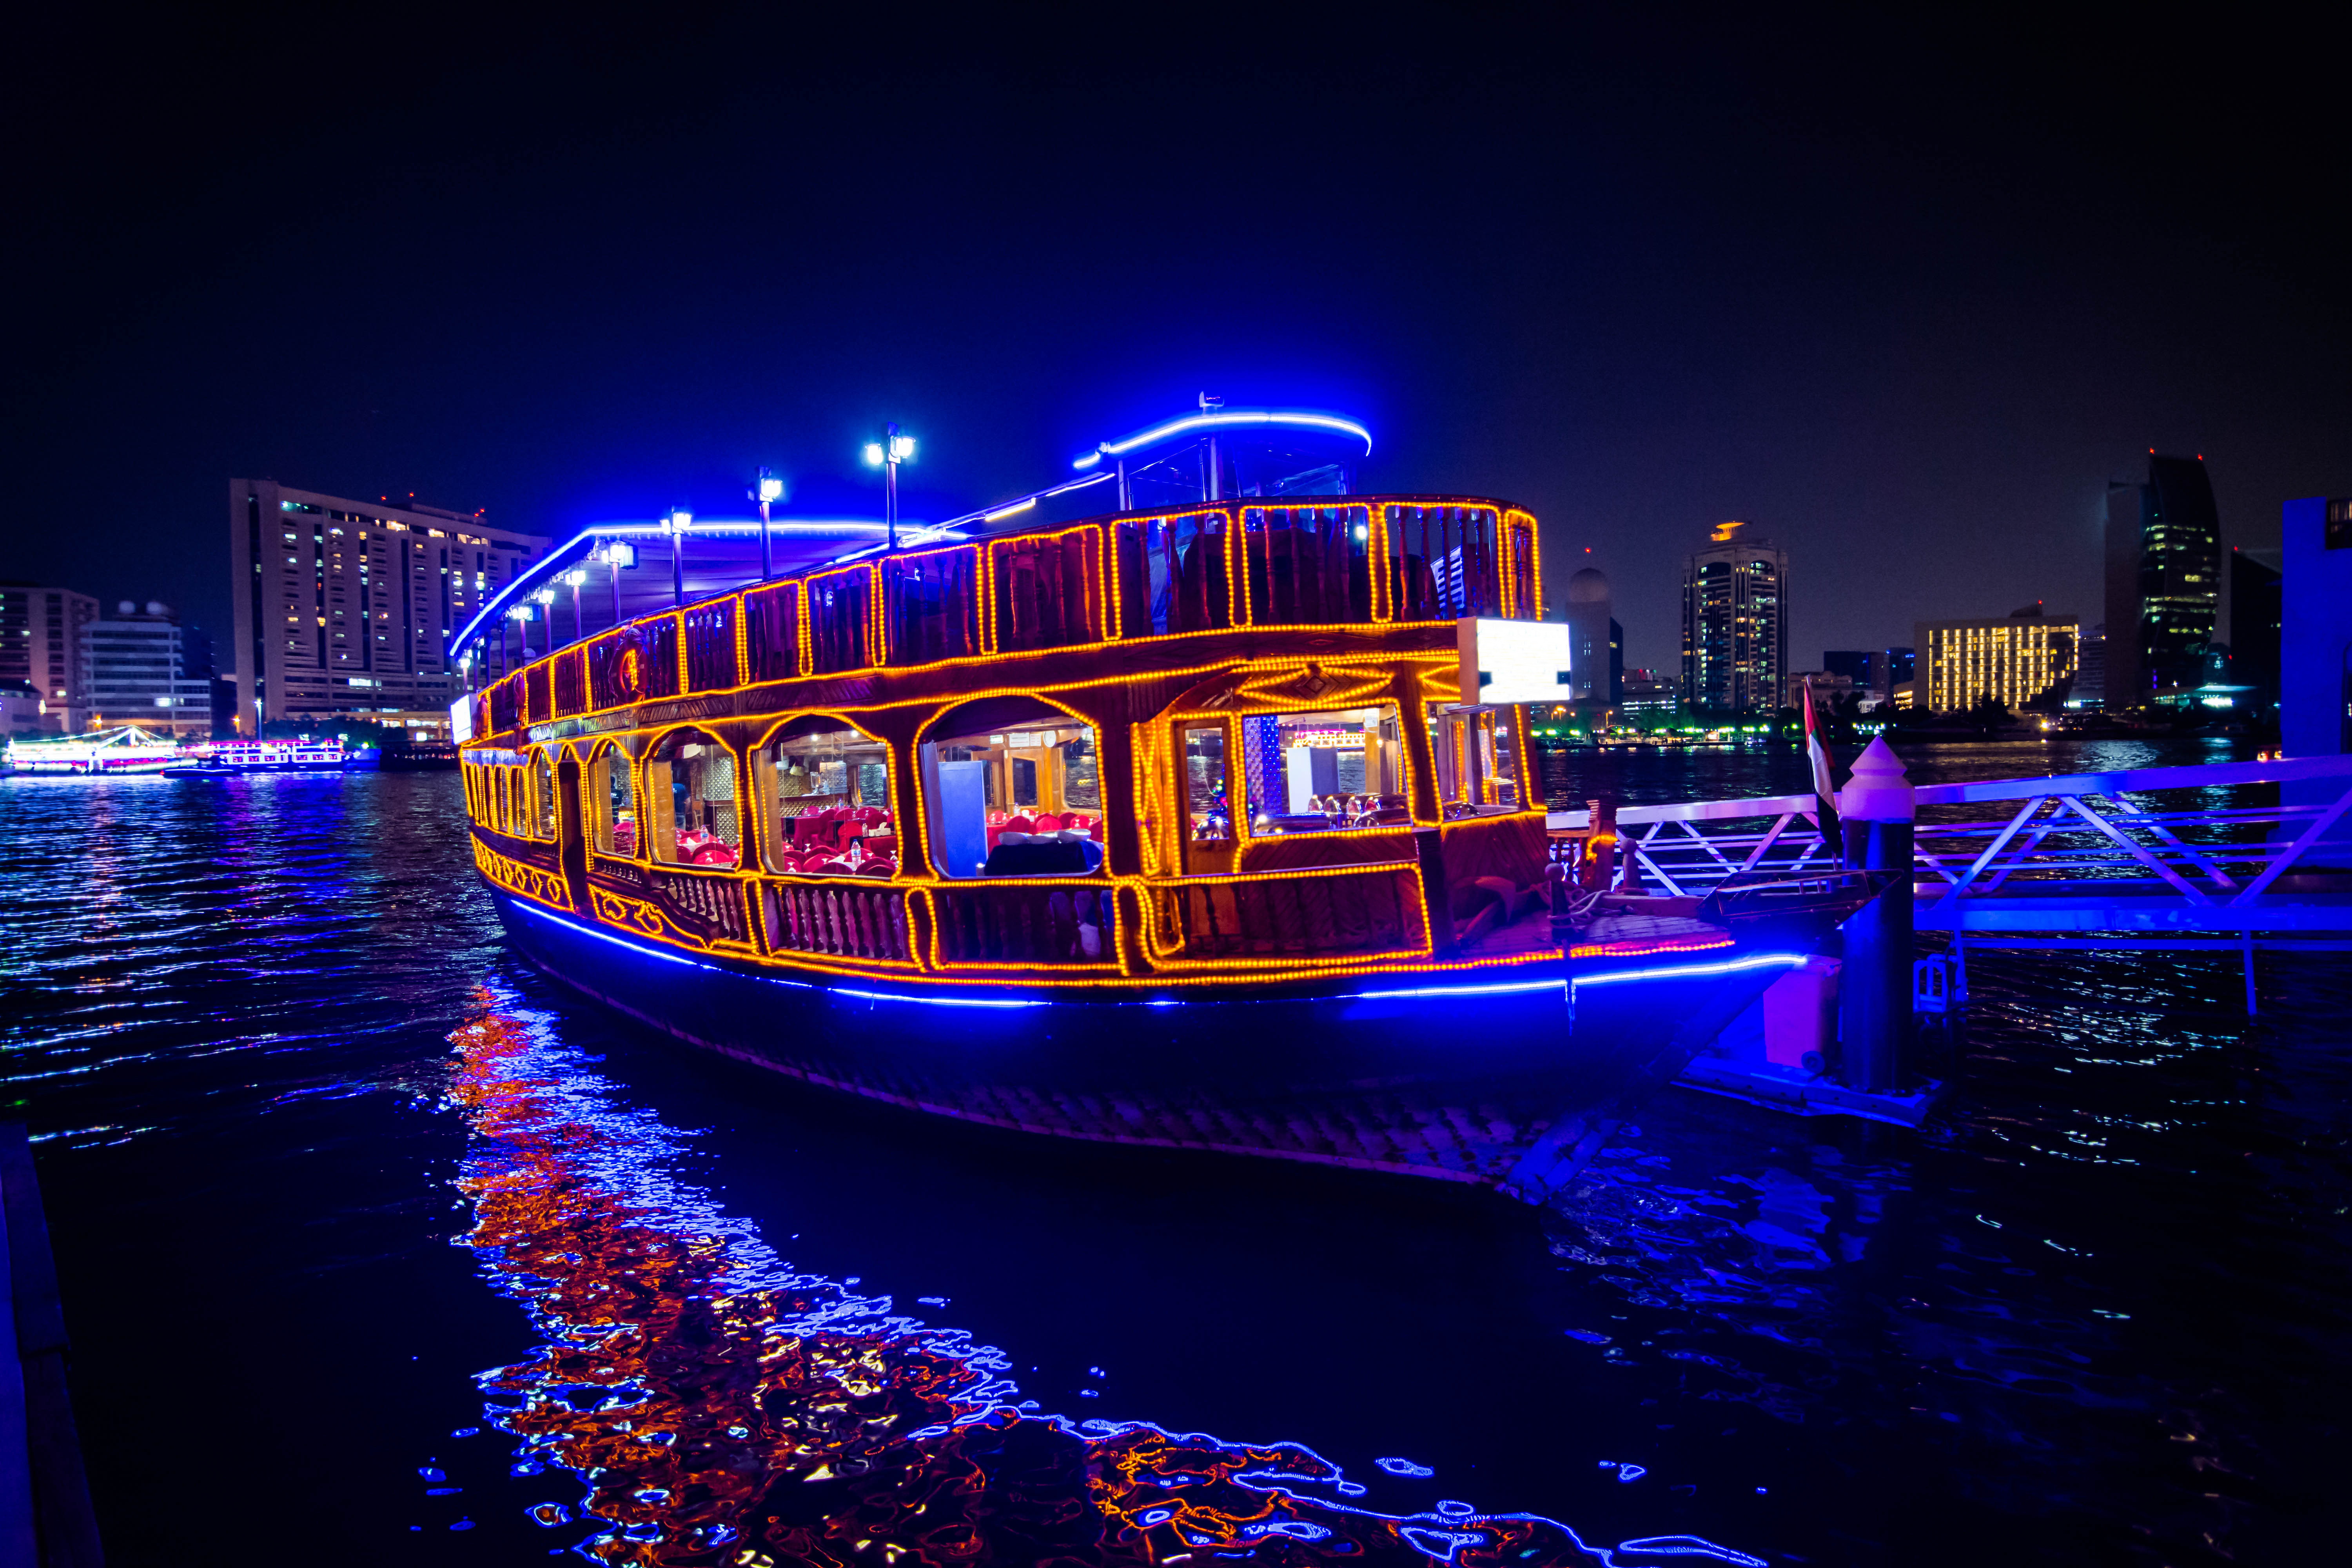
(470, 495), (1542, 737)
(1147, 860), (1427, 964)
(759, 879), (914, 965)
(929, 880), (1116, 967)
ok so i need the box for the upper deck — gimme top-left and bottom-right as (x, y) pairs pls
(459, 495), (1542, 744)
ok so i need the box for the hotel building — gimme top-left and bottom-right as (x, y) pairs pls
(1915, 605), (2080, 714)
(227, 480), (550, 735)
(1681, 523), (1788, 715)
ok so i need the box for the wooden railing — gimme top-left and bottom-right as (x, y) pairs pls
(931, 882), (1116, 965)
(761, 880), (912, 963)
(1152, 862), (1425, 961)
(648, 866), (748, 944)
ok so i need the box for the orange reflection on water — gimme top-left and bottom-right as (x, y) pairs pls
(446, 996), (1642, 1566)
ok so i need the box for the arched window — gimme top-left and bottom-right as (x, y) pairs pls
(919, 697), (1104, 878)
(646, 730), (740, 867)
(530, 750), (556, 839)
(750, 717), (895, 877)
(586, 743), (639, 857)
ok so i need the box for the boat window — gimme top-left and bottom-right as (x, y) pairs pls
(750, 721), (896, 877)
(1176, 721), (1234, 874)
(921, 716), (1105, 878)
(645, 730), (741, 867)
(989, 531), (1100, 653)
(1111, 512), (1232, 637)
(1240, 505), (1375, 626)
(530, 751), (556, 839)
(1426, 703), (1523, 816)
(1235, 706), (1409, 834)
(589, 746), (638, 857)
(883, 547), (982, 664)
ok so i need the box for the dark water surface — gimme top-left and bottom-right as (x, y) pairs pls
(2, 742), (2346, 1566)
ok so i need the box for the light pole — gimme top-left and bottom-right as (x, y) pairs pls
(565, 568), (587, 643)
(863, 424), (915, 552)
(602, 541), (635, 625)
(665, 508), (692, 606)
(532, 588), (557, 656)
(753, 469), (784, 579)
(511, 603), (535, 665)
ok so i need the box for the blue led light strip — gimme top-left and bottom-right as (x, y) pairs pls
(1071, 409), (1374, 471)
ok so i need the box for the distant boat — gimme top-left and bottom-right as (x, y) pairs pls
(3, 727), (183, 775)
(162, 739), (379, 777)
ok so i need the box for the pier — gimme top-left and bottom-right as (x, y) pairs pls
(1549, 748), (2352, 1120)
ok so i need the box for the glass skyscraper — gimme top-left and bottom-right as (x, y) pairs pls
(1681, 524), (1788, 715)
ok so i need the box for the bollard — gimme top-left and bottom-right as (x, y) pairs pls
(1836, 737), (1915, 1094)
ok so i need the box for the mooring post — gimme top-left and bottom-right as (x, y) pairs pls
(1837, 737), (1915, 1094)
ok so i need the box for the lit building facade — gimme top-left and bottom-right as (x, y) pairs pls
(2105, 454), (2223, 706)
(1915, 606), (2079, 713)
(227, 480), (550, 735)
(1680, 524), (1788, 715)
(81, 602), (216, 737)
(0, 581), (98, 730)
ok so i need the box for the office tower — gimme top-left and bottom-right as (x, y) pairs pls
(0, 581), (99, 730)
(1560, 568), (1613, 703)
(2073, 624), (2106, 709)
(228, 480), (550, 734)
(2281, 496), (2352, 759)
(2230, 549), (2282, 708)
(2106, 453), (2223, 707)
(1608, 617), (1623, 705)
(1681, 523), (1788, 714)
(81, 601), (216, 737)
(1914, 605), (2080, 713)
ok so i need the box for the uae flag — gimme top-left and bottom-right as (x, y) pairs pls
(1803, 675), (1843, 862)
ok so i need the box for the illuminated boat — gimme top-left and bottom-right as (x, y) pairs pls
(162, 737), (380, 776)
(3, 726), (183, 775)
(452, 405), (1844, 1201)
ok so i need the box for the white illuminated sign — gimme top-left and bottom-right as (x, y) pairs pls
(1456, 618), (1573, 705)
(448, 695), (474, 744)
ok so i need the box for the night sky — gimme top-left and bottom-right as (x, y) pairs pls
(6, 5), (2343, 677)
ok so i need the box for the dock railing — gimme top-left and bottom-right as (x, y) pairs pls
(1549, 752), (2352, 1009)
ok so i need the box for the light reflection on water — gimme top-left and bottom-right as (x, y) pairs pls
(6, 758), (2347, 1568)
(447, 991), (1761, 1566)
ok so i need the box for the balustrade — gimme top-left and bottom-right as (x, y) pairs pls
(762, 880), (911, 962)
(931, 882), (1113, 965)
(1154, 862), (1423, 960)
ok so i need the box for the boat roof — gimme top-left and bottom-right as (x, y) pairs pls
(450, 401), (1374, 669)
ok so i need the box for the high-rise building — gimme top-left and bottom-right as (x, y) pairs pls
(1561, 568), (1614, 703)
(2071, 624), (2106, 710)
(228, 480), (550, 735)
(0, 581), (99, 730)
(82, 601), (215, 737)
(2105, 454), (2223, 707)
(1607, 617), (1623, 705)
(1914, 605), (2079, 713)
(2229, 548), (2282, 709)
(1681, 523), (1788, 715)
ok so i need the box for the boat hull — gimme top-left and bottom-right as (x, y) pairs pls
(488, 888), (1802, 1196)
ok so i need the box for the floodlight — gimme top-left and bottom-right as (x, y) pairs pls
(758, 475), (785, 503)
(864, 443), (886, 466)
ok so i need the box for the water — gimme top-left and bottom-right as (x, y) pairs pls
(2, 745), (2345, 1566)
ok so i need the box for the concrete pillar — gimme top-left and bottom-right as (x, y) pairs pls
(1837, 737), (1915, 1093)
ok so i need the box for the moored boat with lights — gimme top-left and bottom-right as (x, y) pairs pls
(3, 727), (185, 775)
(453, 405), (1855, 1200)
(162, 737), (381, 776)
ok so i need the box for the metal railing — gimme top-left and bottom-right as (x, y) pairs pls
(1549, 753), (2352, 941)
